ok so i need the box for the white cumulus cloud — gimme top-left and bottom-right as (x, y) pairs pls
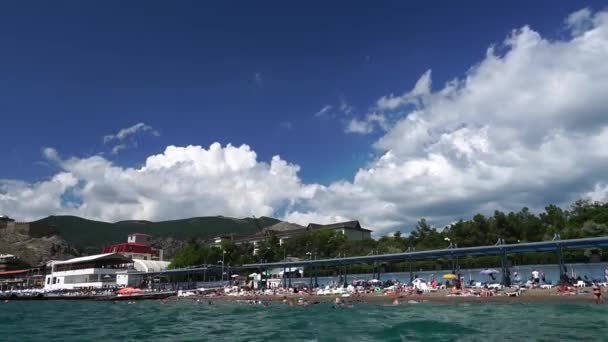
(345, 113), (387, 134)
(293, 8), (608, 233)
(0, 143), (318, 223)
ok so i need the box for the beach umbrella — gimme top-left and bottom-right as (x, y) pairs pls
(442, 274), (458, 279)
(368, 279), (380, 283)
(479, 269), (499, 275)
(413, 278), (427, 283)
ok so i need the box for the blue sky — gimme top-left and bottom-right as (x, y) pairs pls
(2, 2), (608, 232)
(1, 1), (595, 183)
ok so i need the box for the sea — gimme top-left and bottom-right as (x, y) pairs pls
(3, 300), (608, 341)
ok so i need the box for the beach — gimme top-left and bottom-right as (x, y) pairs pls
(185, 287), (604, 305)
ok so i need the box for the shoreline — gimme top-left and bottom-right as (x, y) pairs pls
(187, 288), (603, 305)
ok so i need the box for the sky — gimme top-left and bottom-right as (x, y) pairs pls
(2, 1), (608, 235)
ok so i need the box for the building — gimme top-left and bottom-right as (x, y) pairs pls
(115, 259), (171, 288)
(42, 233), (171, 290)
(0, 254), (28, 271)
(44, 253), (171, 291)
(0, 268), (45, 291)
(306, 221), (372, 241)
(101, 233), (164, 261)
(44, 253), (133, 291)
(0, 215), (14, 228)
(0, 215), (58, 237)
(230, 220), (372, 255)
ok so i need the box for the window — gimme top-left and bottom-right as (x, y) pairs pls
(52, 277), (56, 284)
(47, 278), (50, 285)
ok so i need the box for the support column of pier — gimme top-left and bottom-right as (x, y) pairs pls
(409, 260), (413, 285)
(558, 245), (566, 283)
(309, 265), (313, 289)
(343, 265), (348, 287)
(314, 265), (318, 288)
(501, 251), (511, 287)
(288, 267), (292, 288)
(371, 262), (376, 280)
(283, 265), (287, 289)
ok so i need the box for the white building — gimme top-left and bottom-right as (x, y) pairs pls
(116, 259), (171, 288)
(44, 253), (171, 291)
(266, 266), (304, 289)
(44, 253), (132, 291)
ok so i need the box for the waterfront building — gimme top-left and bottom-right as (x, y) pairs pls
(43, 253), (171, 291)
(115, 259), (171, 288)
(0, 268), (45, 291)
(42, 233), (171, 290)
(248, 261), (304, 289)
(0, 254), (29, 271)
(43, 253), (133, 291)
(266, 265), (304, 289)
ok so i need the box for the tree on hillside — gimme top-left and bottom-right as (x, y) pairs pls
(170, 241), (203, 268)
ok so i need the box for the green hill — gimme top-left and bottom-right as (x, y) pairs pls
(35, 215), (280, 253)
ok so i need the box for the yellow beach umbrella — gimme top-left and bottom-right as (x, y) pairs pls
(442, 274), (458, 280)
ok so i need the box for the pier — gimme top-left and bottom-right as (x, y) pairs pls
(238, 236), (608, 287)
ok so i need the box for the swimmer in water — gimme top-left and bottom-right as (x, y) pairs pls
(392, 298), (400, 305)
(592, 282), (603, 304)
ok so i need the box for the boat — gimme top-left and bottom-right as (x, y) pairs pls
(96, 291), (175, 301)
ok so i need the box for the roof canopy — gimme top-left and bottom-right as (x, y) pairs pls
(133, 259), (170, 273)
(0, 269), (30, 276)
(53, 253), (131, 266)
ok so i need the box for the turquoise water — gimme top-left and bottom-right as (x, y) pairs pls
(2, 301), (608, 341)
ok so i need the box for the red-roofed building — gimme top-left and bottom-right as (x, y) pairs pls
(101, 233), (163, 261)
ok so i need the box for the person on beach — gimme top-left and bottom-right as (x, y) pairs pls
(513, 272), (521, 284)
(592, 282), (603, 304)
(531, 270), (540, 286)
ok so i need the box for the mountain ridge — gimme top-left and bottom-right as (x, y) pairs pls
(34, 215), (281, 254)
